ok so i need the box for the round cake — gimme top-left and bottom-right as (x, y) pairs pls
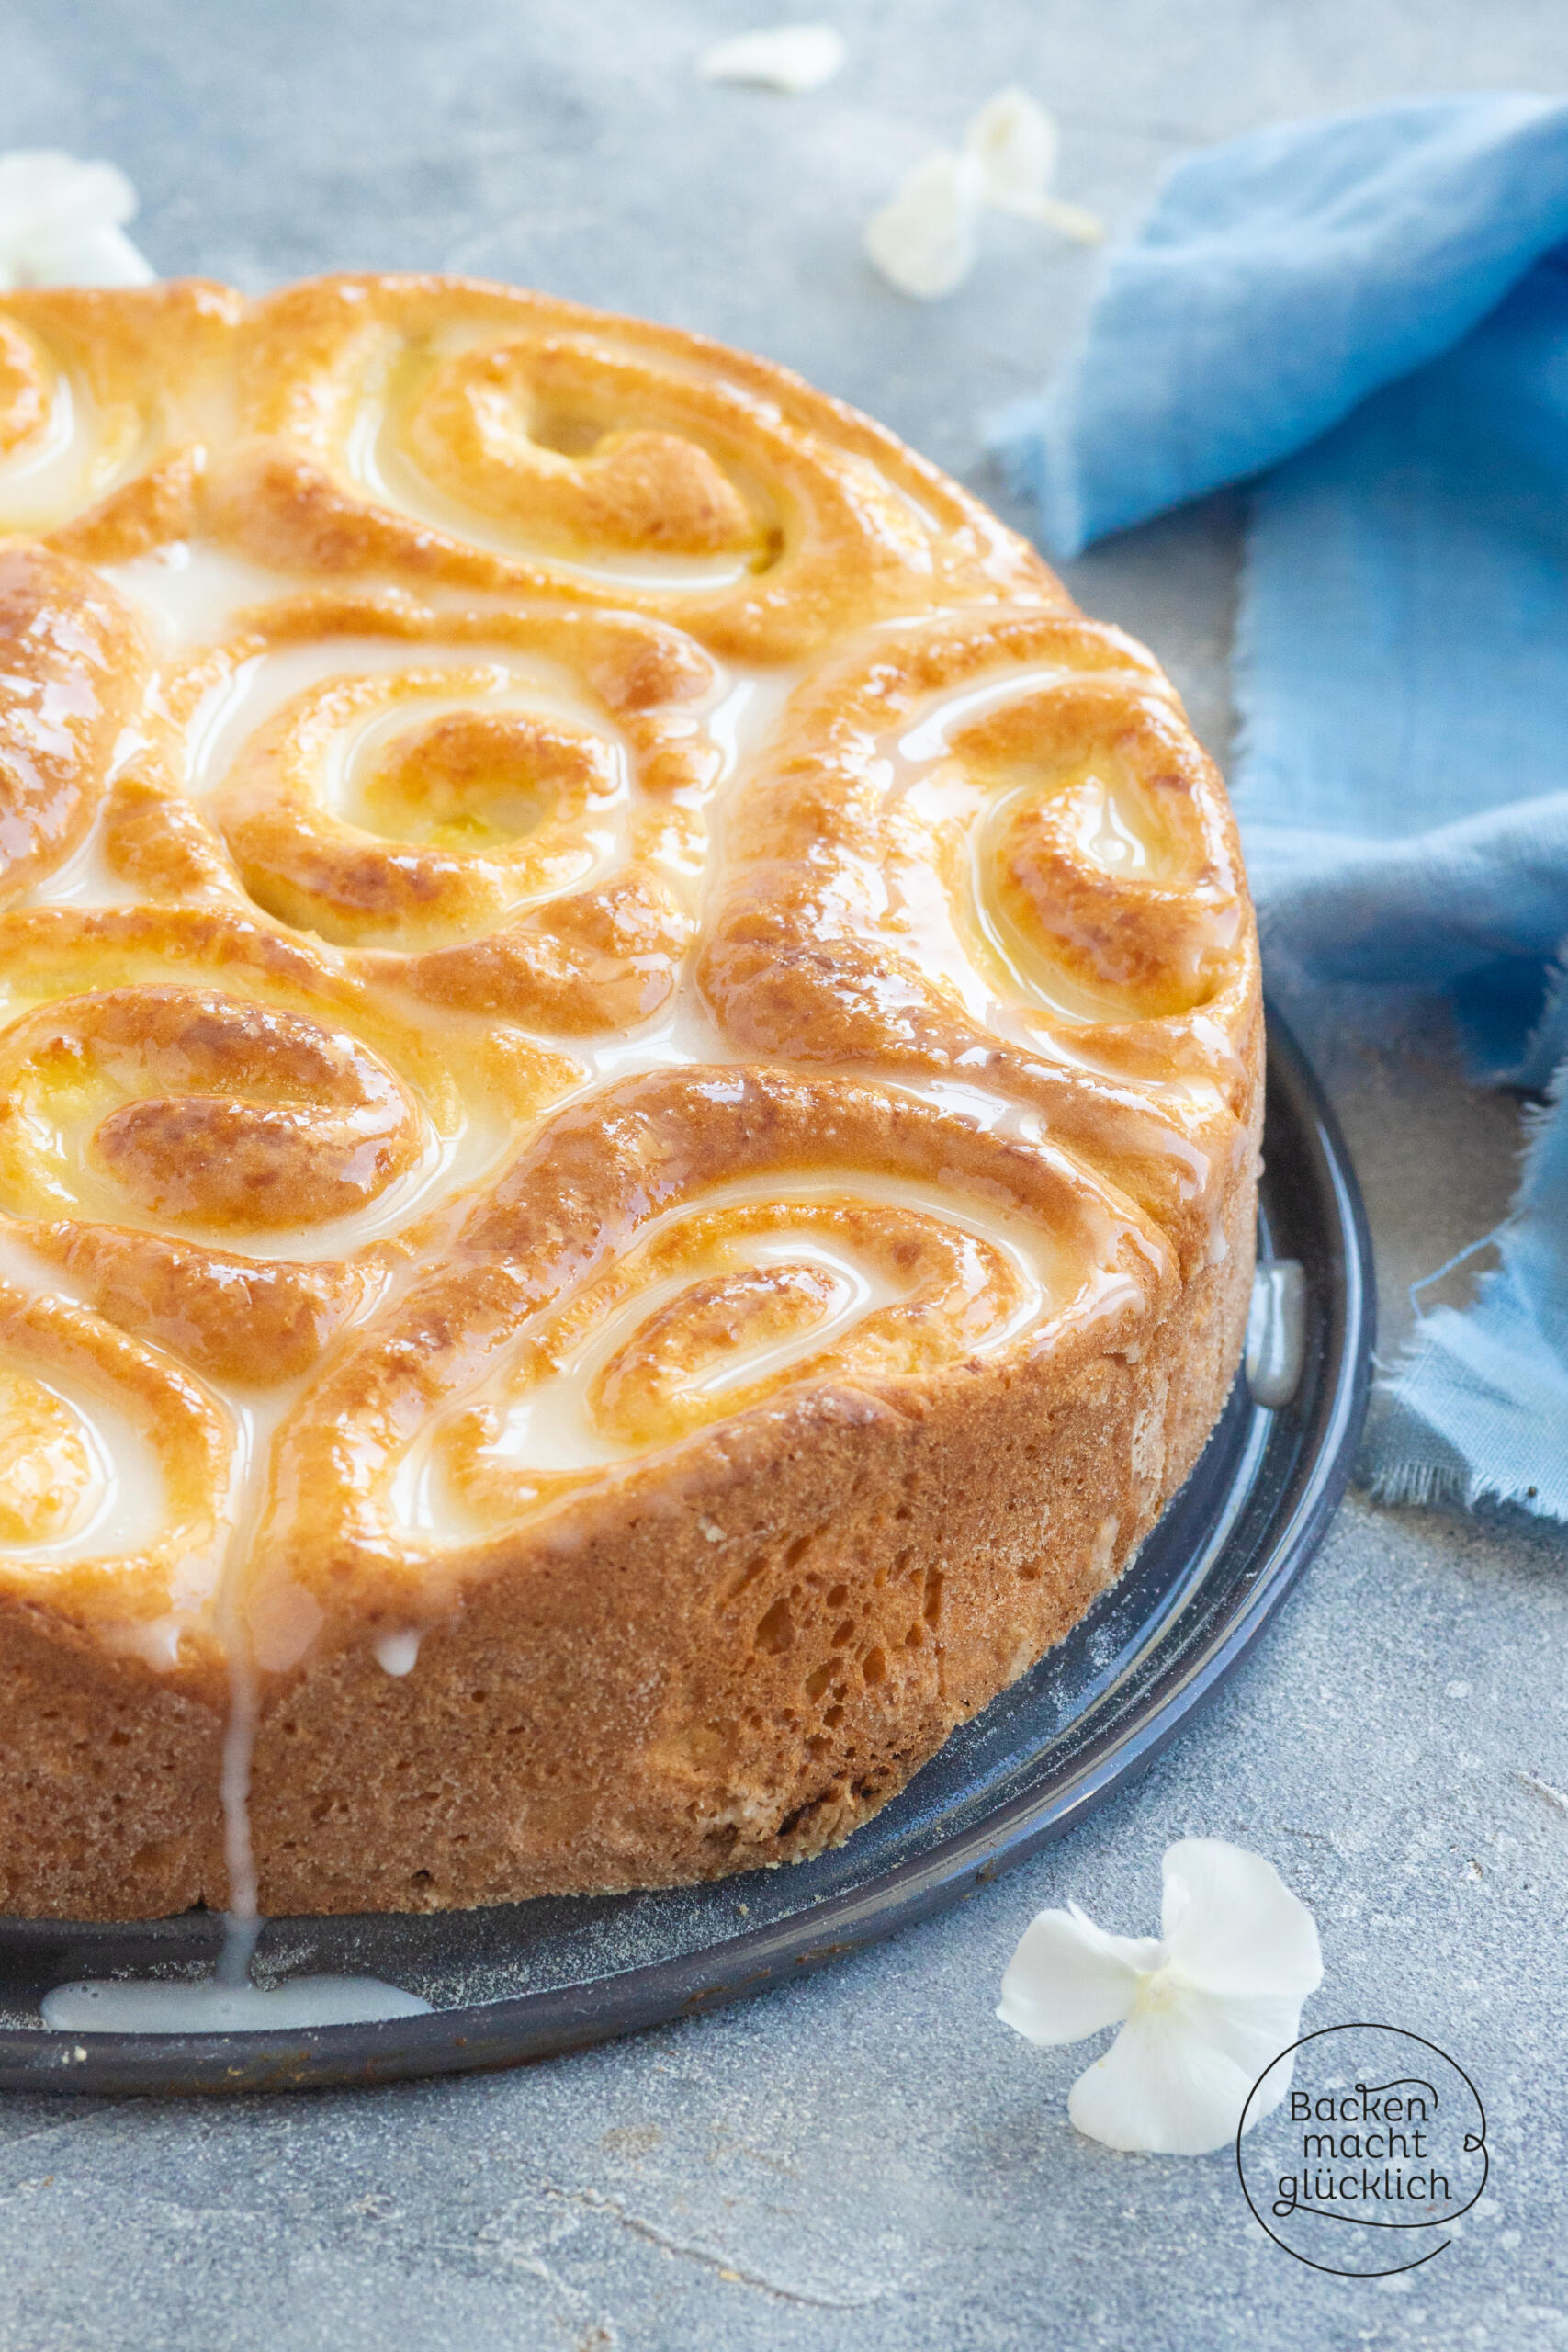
(0, 275), (1261, 1921)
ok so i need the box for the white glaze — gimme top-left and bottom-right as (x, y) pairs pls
(567, 986), (740, 1089)
(101, 544), (315, 652)
(16, 805), (156, 910)
(1245, 1259), (1307, 1409)
(703, 662), (800, 789)
(373, 1627), (423, 1676)
(40, 1972), (432, 2033)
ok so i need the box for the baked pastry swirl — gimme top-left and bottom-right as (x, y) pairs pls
(0, 277), (1260, 1920)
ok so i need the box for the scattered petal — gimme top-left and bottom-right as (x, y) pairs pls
(698, 24), (847, 94)
(964, 87), (1057, 217)
(0, 151), (153, 292)
(864, 86), (1100, 298)
(18, 219), (154, 288)
(1159, 1838), (1323, 2000)
(998, 1839), (1323, 2155)
(1067, 1987), (1305, 2155)
(998, 1903), (1162, 2044)
(1019, 195), (1105, 245)
(864, 149), (983, 300)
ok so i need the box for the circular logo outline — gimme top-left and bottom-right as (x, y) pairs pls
(1235, 2021), (1489, 2278)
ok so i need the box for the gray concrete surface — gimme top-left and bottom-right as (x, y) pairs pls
(3, 5), (1566, 2346)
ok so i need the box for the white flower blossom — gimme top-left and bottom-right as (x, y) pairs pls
(698, 25), (847, 94)
(998, 1838), (1323, 2155)
(964, 88), (1102, 242)
(864, 87), (1102, 301)
(863, 149), (985, 301)
(965, 88), (1059, 218)
(0, 152), (154, 294)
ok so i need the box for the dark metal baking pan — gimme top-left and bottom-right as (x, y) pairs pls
(0, 1008), (1372, 2094)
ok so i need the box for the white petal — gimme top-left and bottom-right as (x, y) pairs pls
(997, 1902), (1163, 2046)
(1017, 195), (1105, 245)
(698, 26), (846, 93)
(0, 152), (151, 288)
(1172, 1984), (1308, 2108)
(0, 152), (137, 239)
(964, 87), (1057, 216)
(1159, 1838), (1323, 1999)
(20, 220), (154, 288)
(1067, 1984), (1308, 2155)
(864, 150), (984, 300)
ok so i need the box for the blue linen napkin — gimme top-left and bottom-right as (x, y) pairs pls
(993, 95), (1568, 1516)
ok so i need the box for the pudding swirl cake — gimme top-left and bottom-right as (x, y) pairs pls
(0, 277), (1260, 1920)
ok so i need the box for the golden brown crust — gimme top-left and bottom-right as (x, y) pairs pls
(0, 546), (152, 903)
(212, 274), (1055, 660)
(2, 280), (240, 566)
(0, 272), (1262, 1920)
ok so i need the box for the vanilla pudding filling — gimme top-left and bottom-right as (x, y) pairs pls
(0, 984), (533, 1267)
(351, 407), (758, 594)
(388, 1171), (1066, 1544)
(178, 642), (633, 810)
(892, 662), (1151, 765)
(0, 365), (118, 531)
(0, 1363), (157, 1561)
(334, 328), (779, 596)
